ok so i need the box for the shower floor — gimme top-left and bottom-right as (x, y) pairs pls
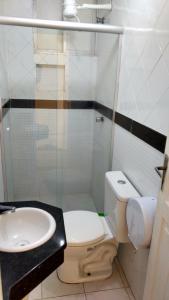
(38, 193), (97, 213)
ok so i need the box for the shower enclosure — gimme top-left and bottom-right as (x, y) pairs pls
(0, 0), (121, 213)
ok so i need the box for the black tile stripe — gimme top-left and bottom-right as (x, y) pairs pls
(115, 112), (166, 153)
(2, 99), (167, 153)
(115, 112), (132, 131)
(2, 100), (10, 118)
(132, 120), (166, 153)
(7, 99), (113, 118)
(9, 99), (94, 109)
(2, 101), (10, 109)
(94, 101), (113, 120)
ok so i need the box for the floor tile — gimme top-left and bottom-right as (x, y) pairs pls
(126, 288), (135, 300)
(42, 271), (84, 298)
(44, 294), (86, 300)
(86, 289), (130, 300)
(115, 259), (129, 288)
(28, 284), (41, 299)
(84, 264), (124, 293)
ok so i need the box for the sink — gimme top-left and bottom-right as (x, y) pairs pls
(0, 207), (56, 252)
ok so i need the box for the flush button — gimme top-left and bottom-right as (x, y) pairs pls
(117, 180), (126, 184)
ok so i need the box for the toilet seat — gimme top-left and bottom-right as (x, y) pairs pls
(63, 211), (105, 246)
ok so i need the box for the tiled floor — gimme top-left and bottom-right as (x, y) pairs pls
(28, 261), (135, 300)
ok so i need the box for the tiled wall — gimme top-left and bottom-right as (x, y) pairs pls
(97, 0), (169, 299)
(95, 33), (119, 109)
(0, 0), (104, 210)
(91, 33), (120, 211)
(2, 1), (167, 298)
(7, 108), (94, 208)
(112, 123), (163, 299)
(92, 111), (113, 212)
(2, 0), (97, 101)
(0, 10), (9, 202)
(2, 0), (36, 99)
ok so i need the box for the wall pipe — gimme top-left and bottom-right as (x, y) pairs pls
(0, 16), (154, 34)
(0, 16), (123, 34)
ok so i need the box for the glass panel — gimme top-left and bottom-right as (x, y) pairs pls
(0, 22), (120, 214)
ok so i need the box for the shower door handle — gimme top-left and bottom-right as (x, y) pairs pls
(155, 154), (168, 190)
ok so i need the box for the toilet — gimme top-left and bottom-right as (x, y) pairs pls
(58, 171), (154, 283)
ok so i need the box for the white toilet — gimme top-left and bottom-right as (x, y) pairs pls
(58, 171), (154, 283)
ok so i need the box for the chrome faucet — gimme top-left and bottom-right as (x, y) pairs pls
(0, 205), (16, 214)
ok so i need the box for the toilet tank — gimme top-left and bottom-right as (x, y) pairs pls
(104, 171), (140, 242)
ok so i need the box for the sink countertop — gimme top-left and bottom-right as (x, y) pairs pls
(0, 201), (67, 300)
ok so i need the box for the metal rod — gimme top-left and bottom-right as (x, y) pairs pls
(0, 16), (124, 34)
(77, 4), (112, 10)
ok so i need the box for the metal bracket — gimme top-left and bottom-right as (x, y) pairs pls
(96, 116), (104, 123)
(155, 154), (168, 190)
(96, 17), (105, 24)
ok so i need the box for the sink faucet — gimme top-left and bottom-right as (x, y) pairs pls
(0, 205), (16, 214)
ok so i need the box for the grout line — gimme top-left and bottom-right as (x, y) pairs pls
(115, 259), (136, 300)
(125, 287), (136, 300)
(42, 293), (86, 299)
(83, 283), (86, 297)
(115, 258), (129, 288)
(42, 292), (86, 298)
(85, 286), (131, 294)
(125, 288), (131, 300)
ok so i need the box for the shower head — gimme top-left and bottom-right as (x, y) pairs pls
(63, 0), (78, 19)
(63, 0), (112, 20)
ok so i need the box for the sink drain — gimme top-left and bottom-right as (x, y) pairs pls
(15, 240), (30, 247)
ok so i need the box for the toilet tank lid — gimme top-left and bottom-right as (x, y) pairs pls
(63, 211), (105, 246)
(105, 171), (140, 202)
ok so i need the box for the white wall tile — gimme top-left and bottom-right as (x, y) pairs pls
(92, 112), (112, 212)
(68, 55), (97, 100)
(65, 0), (96, 56)
(9, 108), (94, 204)
(96, 33), (119, 109)
(112, 125), (164, 300)
(143, 87), (169, 135)
(104, 2), (169, 300)
(3, 0), (33, 17)
(62, 193), (96, 212)
(118, 243), (149, 300)
(35, 0), (62, 20)
(0, 6), (9, 202)
(112, 125), (164, 197)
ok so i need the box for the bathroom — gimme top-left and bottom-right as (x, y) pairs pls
(0, 0), (169, 299)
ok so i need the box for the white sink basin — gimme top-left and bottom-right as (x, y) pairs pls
(0, 207), (56, 252)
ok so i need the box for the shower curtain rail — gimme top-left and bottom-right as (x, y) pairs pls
(0, 16), (124, 34)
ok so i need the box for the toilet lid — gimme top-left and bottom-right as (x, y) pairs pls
(63, 211), (105, 246)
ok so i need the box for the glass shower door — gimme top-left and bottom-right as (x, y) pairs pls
(0, 22), (120, 214)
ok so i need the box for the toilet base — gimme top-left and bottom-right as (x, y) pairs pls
(58, 266), (113, 284)
(57, 239), (117, 283)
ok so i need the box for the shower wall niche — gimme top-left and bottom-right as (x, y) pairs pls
(0, 0), (120, 213)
